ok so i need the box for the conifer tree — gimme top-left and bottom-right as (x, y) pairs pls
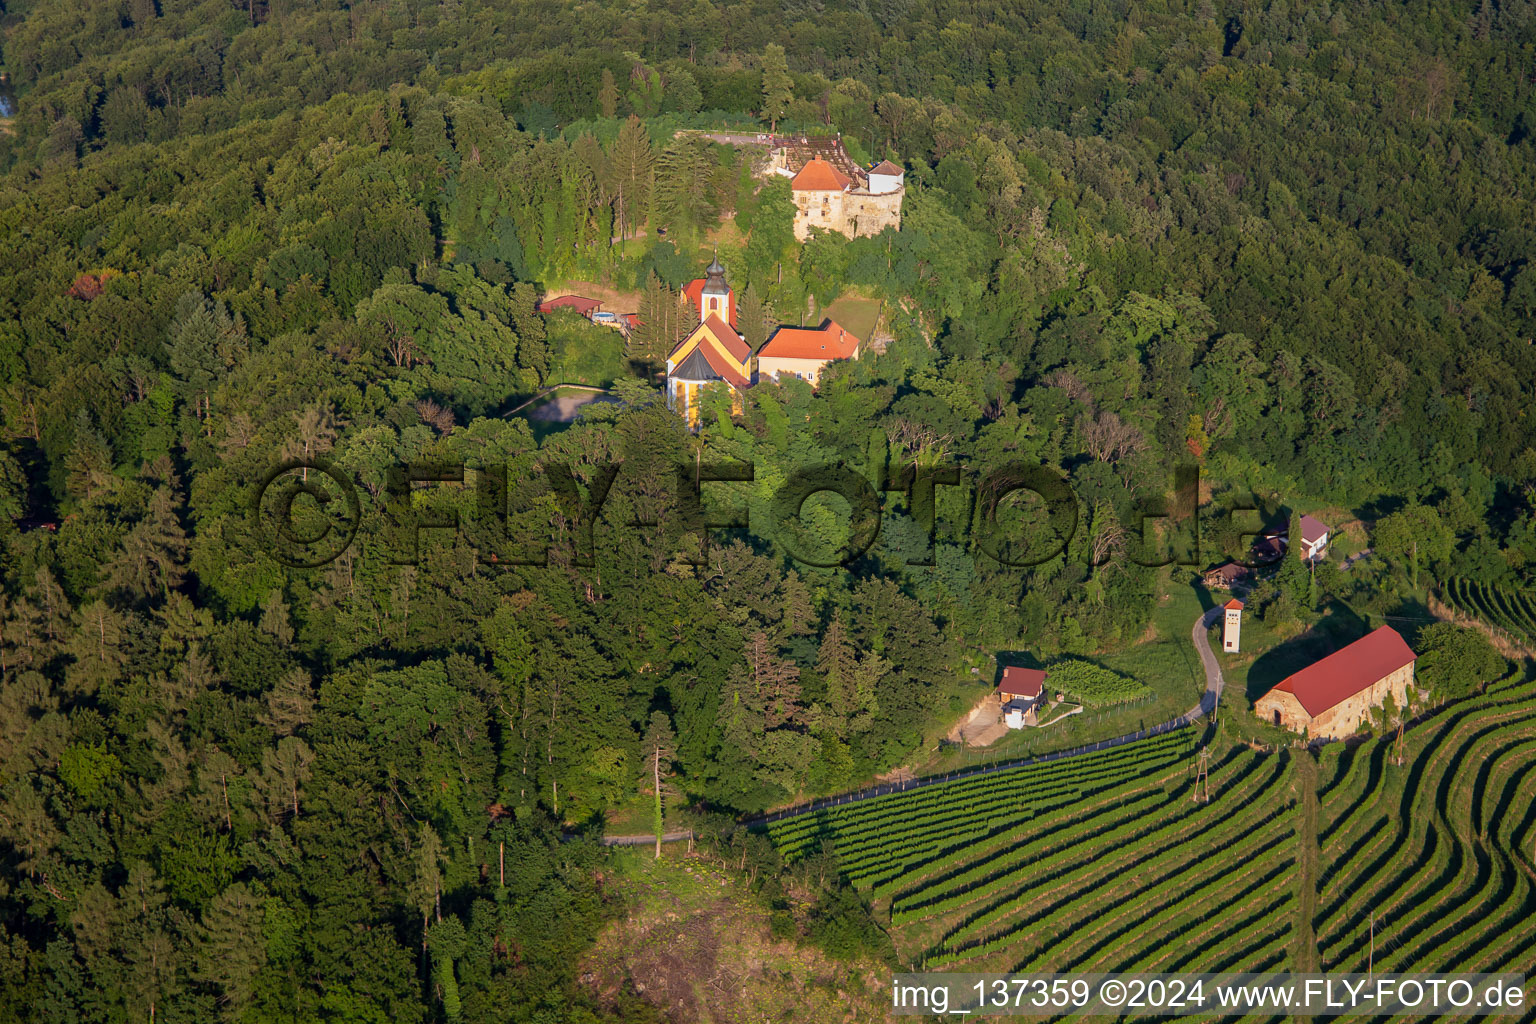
(640, 711), (676, 858)
(760, 44), (793, 132)
(738, 281), (774, 351)
(608, 116), (653, 241)
(597, 68), (619, 118)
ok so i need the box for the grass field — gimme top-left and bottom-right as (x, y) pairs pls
(543, 310), (631, 387)
(821, 292), (881, 342)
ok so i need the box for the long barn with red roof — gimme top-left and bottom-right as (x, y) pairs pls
(1253, 625), (1416, 740)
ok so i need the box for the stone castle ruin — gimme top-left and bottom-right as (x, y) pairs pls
(679, 131), (904, 241)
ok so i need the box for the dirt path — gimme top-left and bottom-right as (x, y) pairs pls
(944, 693), (1008, 747)
(601, 831), (694, 846)
(1293, 751), (1321, 970)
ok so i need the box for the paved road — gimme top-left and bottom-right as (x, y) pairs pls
(754, 606), (1227, 826)
(600, 831), (693, 847)
(1190, 604), (1226, 719)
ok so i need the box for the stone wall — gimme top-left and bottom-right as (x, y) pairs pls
(1308, 663), (1414, 740)
(1254, 664), (1415, 741)
(791, 188), (903, 241)
(1254, 689), (1309, 733)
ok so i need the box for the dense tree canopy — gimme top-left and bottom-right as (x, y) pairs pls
(1, 0), (1534, 1020)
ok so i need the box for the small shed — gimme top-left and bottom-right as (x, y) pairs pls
(1203, 562), (1252, 589)
(536, 294), (602, 318)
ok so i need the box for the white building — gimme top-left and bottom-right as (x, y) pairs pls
(1298, 514), (1330, 563)
(1222, 598), (1243, 653)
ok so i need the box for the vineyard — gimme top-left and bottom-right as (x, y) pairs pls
(1442, 577), (1536, 646)
(764, 663), (1536, 989)
(768, 730), (1301, 976)
(1314, 666), (1536, 989)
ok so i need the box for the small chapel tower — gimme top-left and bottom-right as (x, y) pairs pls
(1223, 598), (1243, 653)
(698, 251), (731, 323)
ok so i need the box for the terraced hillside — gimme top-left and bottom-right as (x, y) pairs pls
(1315, 670), (1536, 987)
(766, 669), (1536, 984)
(769, 732), (1299, 973)
(1443, 577), (1536, 648)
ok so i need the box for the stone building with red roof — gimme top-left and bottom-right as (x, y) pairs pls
(1253, 625), (1416, 740)
(785, 151), (904, 241)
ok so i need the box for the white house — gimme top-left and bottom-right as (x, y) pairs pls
(867, 159), (905, 195)
(998, 667), (1048, 729)
(1298, 514), (1330, 563)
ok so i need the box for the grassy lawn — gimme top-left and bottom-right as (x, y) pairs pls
(821, 291), (881, 342)
(543, 310), (631, 386)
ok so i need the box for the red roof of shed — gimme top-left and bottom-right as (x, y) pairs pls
(1224, 598), (1245, 610)
(537, 294), (601, 315)
(1269, 626), (1416, 717)
(998, 666), (1047, 699)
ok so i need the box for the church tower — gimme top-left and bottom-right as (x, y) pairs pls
(699, 251), (731, 323)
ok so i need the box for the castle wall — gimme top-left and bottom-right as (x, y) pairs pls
(792, 188), (903, 241)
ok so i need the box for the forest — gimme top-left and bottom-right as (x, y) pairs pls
(1, 0), (1534, 1020)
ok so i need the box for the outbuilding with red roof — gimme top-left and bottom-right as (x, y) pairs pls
(1253, 625), (1416, 740)
(536, 294), (602, 318)
(756, 319), (861, 385)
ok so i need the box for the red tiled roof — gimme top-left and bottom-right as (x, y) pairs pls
(998, 666), (1047, 700)
(536, 294), (601, 315)
(695, 339), (749, 390)
(682, 278), (737, 327)
(668, 316), (751, 387)
(1269, 626), (1416, 717)
(701, 314), (750, 363)
(869, 159), (904, 175)
(791, 156), (853, 192)
(1223, 598), (1245, 610)
(757, 319), (860, 361)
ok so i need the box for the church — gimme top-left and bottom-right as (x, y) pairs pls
(665, 256), (859, 428)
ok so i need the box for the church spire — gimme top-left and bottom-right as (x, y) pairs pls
(702, 249), (729, 296)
